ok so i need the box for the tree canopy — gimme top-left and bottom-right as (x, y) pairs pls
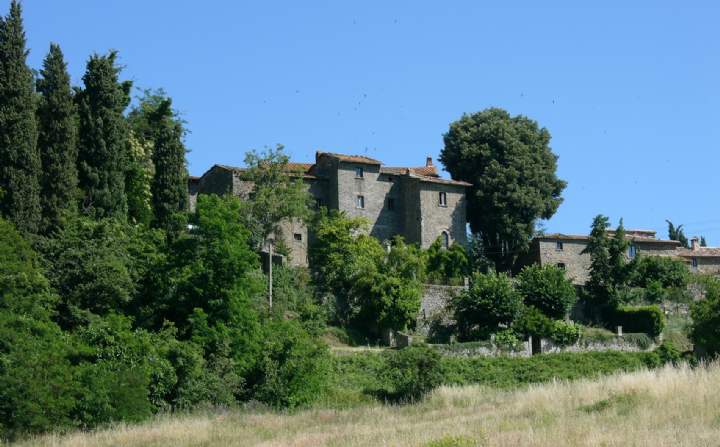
(440, 108), (566, 272)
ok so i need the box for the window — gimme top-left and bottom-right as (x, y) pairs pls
(293, 233), (302, 241)
(356, 195), (365, 209)
(556, 263), (566, 270)
(387, 198), (395, 211)
(692, 257), (698, 268)
(628, 244), (637, 259)
(439, 191), (447, 207)
(442, 231), (450, 249)
(355, 167), (364, 178)
(556, 240), (564, 251)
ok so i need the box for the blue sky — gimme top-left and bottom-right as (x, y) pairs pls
(20, 1), (720, 242)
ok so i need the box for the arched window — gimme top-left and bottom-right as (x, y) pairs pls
(441, 231), (450, 249)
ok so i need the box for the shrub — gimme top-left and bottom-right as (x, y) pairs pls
(550, 320), (582, 346)
(512, 306), (554, 339)
(453, 272), (523, 340)
(654, 340), (681, 365)
(606, 305), (665, 338)
(629, 255), (689, 290)
(382, 345), (444, 403)
(250, 319), (330, 409)
(493, 329), (524, 352)
(516, 264), (577, 319)
(689, 275), (720, 357)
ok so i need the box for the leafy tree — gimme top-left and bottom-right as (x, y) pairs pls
(426, 237), (469, 284)
(666, 220), (689, 248)
(241, 145), (312, 251)
(270, 265), (324, 336)
(76, 51), (131, 219)
(36, 43), (78, 234)
(0, 1), (41, 233)
(452, 272), (523, 340)
(608, 219), (630, 286)
(701, 236), (708, 247)
(440, 108), (566, 272)
(127, 91), (188, 232)
(516, 264), (577, 319)
(310, 211), (423, 336)
(512, 305), (554, 339)
(628, 256), (689, 290)
(37, 216), (164, 329)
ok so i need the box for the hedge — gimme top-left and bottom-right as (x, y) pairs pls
(606, 305), (665, 338)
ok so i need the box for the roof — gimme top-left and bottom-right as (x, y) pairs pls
(381, 165), (440, 177)
(535, 233), (681, 245)
(209, 163), (317, 179)
(188, 175), (201, 182)
(317, 152), (381, 165)
(675, 247), (720, 258)
(408, 173), (472, 186)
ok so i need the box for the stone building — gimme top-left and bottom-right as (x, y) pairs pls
(523, 230), (720, 284)
(189, 151), (470, 266)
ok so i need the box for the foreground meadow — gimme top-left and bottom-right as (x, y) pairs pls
(17, 362), (720, 447)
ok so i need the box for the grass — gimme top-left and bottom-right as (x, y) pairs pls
(663, 313), (693, 352)
(18, 362), (720, 446)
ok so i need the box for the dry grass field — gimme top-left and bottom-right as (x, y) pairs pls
(16, 363), (720, 447)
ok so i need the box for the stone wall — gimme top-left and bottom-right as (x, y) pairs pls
(417, 284), (465, 334)
(536, 239), (592, 285)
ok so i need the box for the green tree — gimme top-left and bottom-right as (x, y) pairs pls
(701, 236), (708, 247)
(76, 51), (131, 219)
(241, 145), (312, 250)
(0, 1), (40, 233)
(628, 256), (689, 290)
(426, 237), (469, 284)
(666, 220), (689, 248)
(608, 219), (630, 286)
(516, 264), (576, 319)
(124, 132), (154, 226)
(440, 108), (566, 272)
(127, 90), (188, 232)
(582, 215), (613, 306)
(36, 43), (78, 234)
(452, 272), (523, 340)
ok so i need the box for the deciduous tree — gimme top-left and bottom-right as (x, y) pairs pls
(440, 108), (566, 272)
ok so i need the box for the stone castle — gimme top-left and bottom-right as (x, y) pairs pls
(189, 151), (470, 266)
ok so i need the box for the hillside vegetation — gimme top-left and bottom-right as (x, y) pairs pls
(18, 363), (720, 447)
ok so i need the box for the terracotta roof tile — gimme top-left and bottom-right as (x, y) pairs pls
(675, 247), (720, 258)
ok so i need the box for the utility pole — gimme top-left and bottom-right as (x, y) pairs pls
(267, 238), (274, 309)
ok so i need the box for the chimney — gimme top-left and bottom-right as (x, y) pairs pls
(426, 156), (433, 167)
(691, 237), (700, 251)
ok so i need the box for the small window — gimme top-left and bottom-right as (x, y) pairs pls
(556, 263), (566, 270)
(356, 195), (365, 209)
(293, 233), (302, 241)
(556, 240), (564, 251)
(628, 245), (637, 259)
(442, 232), (450, 249)
(355, 167), (364, 178)
(692, 257), (698, 268)
(439, 191), (447, 207)
(387, 198), (395, 211)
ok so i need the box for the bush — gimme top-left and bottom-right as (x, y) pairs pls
(516, 264), (577, 319)
(629, 256), (689, 290)
(453, 272), (523, 340)
(382, 345), (444, 402)
(689, 275), (720, 357)
(654, 340), (681, 365)
(550, 320), (582, 346)
(250, 319), (330, 409)
(512, 305), (554, 339)
(493, 329), (524, 352)
(606, 305), (665, 338)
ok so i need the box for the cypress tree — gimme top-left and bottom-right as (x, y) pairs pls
(36, 43), (78, 233)
(149, 98), (187, 231)
(76, 51), (131, 219)
(127, 91), (188, 231)
(0, 1), (41, 233)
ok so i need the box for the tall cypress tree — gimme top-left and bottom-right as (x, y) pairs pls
(127, 91), (188, 231)
(149, 98), (187, 231)
(37, 43), (78, 233)
(76, 51), (131, 219)
(0, 1), (40, 233)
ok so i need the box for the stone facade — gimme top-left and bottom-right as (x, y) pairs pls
(522, 230), (720, 285)
(189, 152), (470, 266)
